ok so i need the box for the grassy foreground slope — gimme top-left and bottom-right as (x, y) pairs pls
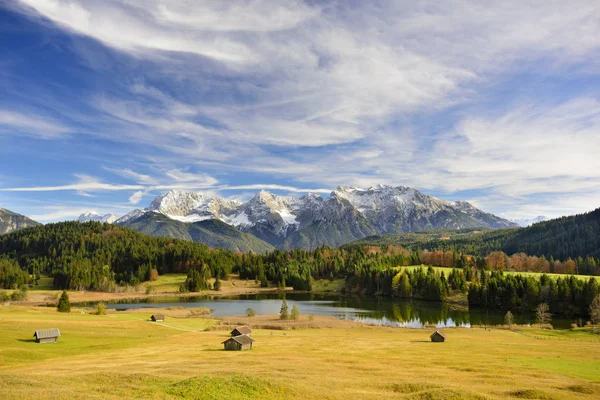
(1, 307), (599, 399)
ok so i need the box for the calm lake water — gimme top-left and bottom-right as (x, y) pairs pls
(103, 293), (575, 329)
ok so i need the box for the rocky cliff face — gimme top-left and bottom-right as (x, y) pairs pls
(0, 208), (40, 235)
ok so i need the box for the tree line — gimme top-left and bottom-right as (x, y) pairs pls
(1, 221), (599, 318)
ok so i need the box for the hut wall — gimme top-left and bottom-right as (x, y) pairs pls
(37, 337), (57, 344)
(431, 335), (444, 342)
(224, 340), (242, 351)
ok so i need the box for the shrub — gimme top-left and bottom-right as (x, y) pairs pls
(291, 304), (299, 321)
(279, 300), (289, 320)
(504, 311), (514, 329)
(536, 303), (552, 325)
(96, 302), (106, 315)
(148, 268), (159, 281)
(57, 290), (71, 313)
(247, 307), (255, 317)
(570, 323), (578, 330)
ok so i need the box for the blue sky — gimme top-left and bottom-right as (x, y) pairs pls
(1, 0), (600, 223)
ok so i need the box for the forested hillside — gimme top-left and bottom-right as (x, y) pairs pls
(1, 218), (599, 318)
(0, 221), (240, 290)
(348, 208), (600, 261)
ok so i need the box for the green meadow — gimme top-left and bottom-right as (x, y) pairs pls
(1, 305), (599, 399)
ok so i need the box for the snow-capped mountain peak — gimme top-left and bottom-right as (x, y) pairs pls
(510, 216), (547, 227)
(147, 190), (240, 222)
(78, 211), (118, 224)
(116, 185), (518, 249)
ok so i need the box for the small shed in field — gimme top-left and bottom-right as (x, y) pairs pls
(151, 314), (165, 322)
(33, 328), (60, 343)
(430, 330), (446, 342)
(222, 334), (254, 351)
(230, 325), (252, 337)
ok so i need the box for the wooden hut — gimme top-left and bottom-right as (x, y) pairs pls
(222, 334), (254, 351)
(33, 328), (60, 343)
(430, 330), (446, 342)
(230, 325), (252, 337)
(151, 314), (165, 322)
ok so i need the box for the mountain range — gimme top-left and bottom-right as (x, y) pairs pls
(113, 185), (518, 250)
(0, 208), (40, 235)
(78, 211), (119, 224)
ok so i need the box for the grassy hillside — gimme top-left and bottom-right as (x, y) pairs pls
(120, 213), (274, 253)
(1, 306), (599, 399)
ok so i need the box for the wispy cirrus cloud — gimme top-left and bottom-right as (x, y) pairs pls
(0, 110), (70, 138)
(2, 1), (600, 221)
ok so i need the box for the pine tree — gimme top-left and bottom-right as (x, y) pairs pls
(279, 299), (289, 320)
(214, 275), (221, 291)
(57, 290), (71, 313)
(291, 304), (300, 321)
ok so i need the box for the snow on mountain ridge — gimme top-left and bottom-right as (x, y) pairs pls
(116, 186), (517, 246)
(78, 211), (119, 224)
(148, 190), (240, 220)
(510, 216), (547, 227)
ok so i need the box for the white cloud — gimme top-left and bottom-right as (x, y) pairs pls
(0, 110), (69, 138)
(8, 1), (600, 220)
(104, 167), (158, 185)
(128, 190), (144, 205)
(431, 97), (600, 195)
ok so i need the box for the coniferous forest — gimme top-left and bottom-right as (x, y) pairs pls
(0, 220), (599, 318)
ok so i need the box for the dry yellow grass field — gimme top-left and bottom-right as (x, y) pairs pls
(1, 305), (600, 399)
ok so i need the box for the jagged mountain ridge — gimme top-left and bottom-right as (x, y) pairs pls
(117, 185), (518, 250)
(0, 208), (40, 235)
(78, 211), (119, 224)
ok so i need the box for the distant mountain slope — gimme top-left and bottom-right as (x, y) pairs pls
(119, 212), (274, 253)
(0, 208), (40, 235)
(347, 208), (600, 261)
(116, 185), (517, 250)
(510, 216), (547, 227)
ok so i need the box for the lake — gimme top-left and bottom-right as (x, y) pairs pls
(103, 293), (575, 329)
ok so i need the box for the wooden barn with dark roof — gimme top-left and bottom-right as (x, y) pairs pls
(33, 328), (60, 343)
(222, 334), (255, 351)
(430, 330), (446, 342)
(151, 314), (165, 322)
(230, 325), (252, 337)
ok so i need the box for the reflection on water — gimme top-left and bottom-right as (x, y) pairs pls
(103, 293), (573, 329)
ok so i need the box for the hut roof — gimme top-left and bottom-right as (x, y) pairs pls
(222, 335), (255, 345)
(231, 325), (252, 335)
(152, 314), (165, 319)
(33, 328), (61, 339)
(430, 330), (446, 339)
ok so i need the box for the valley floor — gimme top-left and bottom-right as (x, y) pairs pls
(1, 306), (599, 399)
